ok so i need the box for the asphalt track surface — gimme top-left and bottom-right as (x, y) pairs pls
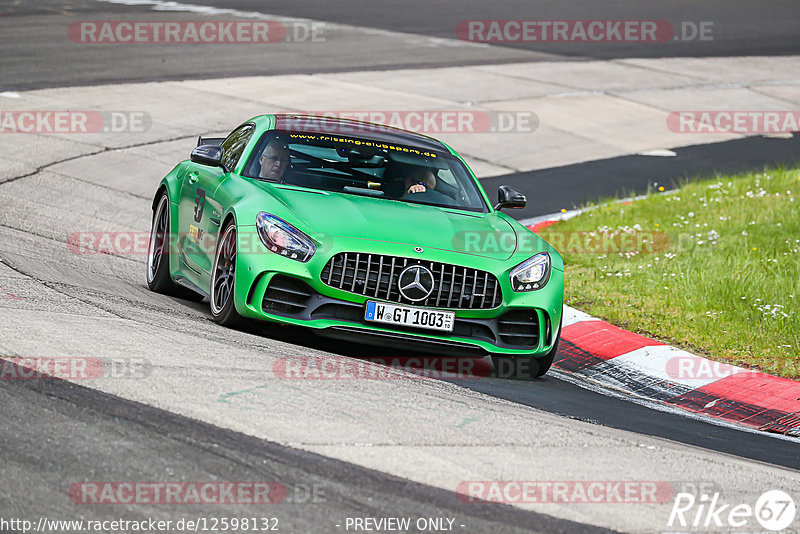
(2, 1), (800, 532)
(1, 376), (605, 534)
(2, 0), (800, 89)
(182, 0), (800, 59)
(494, 134), (800, 219)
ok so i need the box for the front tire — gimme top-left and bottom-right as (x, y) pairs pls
(210, 221), (244, 327)
(147, 192), (199, 299)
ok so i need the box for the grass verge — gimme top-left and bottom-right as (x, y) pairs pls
(538, 167), (800, 378)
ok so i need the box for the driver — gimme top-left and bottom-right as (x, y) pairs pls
(259, 138), (290, 181)
(404, 167), (436, 195)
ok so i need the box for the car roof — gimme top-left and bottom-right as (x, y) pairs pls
(271, 114), (449, 153)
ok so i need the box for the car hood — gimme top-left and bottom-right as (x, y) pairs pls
(260, 185), (528, 261)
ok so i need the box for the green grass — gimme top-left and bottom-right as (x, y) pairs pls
(540, 167), (800, 378)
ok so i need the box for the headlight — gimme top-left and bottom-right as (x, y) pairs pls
(256, 213), (316, 262)
(509, 252), (551, 292)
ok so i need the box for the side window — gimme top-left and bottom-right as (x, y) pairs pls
(220, 124), (254, 171)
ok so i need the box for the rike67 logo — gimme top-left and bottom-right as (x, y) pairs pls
(668, 490), (796, 531)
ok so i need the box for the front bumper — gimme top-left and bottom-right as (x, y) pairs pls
(233, 231), (564, 357)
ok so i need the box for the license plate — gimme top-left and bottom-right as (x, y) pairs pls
(364, 301), (454, 332)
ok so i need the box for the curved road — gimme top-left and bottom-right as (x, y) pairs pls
(1, 1), (799, 533)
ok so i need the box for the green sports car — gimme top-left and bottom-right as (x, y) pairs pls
(146, 114), (563, 377)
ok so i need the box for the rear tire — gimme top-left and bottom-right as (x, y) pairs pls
(146, 192), (202, 300)
(210, 221), (245, 327)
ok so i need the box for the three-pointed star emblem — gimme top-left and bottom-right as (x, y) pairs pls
(397, 265), (435, 301)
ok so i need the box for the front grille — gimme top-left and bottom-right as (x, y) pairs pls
(262, 275), (314, 314)
(320, 253), (502, 310)
(497, 309), (540, 347)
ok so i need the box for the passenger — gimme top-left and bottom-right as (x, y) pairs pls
(404, 167), (436, 195)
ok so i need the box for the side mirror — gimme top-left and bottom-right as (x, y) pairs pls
(190, 145), (230, 173)
(494, 185), (526, 210)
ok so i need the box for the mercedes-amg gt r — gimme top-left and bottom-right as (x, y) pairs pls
(146, 115), (563, 376)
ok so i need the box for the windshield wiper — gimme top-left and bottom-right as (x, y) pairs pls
(342, 186), (385, 198)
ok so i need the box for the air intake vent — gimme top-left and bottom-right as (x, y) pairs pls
(262, 275), (313, 315)
(497, 309), (540, 347)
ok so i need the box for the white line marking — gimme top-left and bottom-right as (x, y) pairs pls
(638, 148), (677, 157)
(610, 345), (721, 389)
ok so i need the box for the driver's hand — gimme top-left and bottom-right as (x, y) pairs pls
(407, 183), (427, 194)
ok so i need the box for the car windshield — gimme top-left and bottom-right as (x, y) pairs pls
(242, 131), (488, 212)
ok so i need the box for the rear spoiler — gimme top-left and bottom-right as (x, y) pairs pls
(197, 136), (225, 147)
